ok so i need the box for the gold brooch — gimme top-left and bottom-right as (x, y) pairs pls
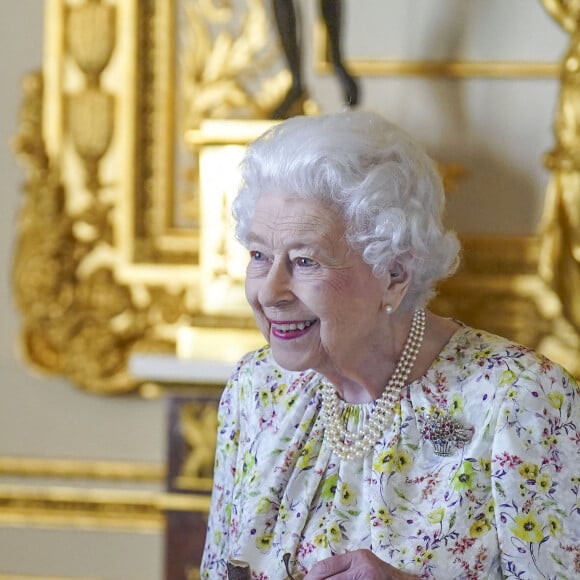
(421, 409), (472, 456)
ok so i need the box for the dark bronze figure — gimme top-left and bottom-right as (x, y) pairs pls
(272, 0), (360, 118)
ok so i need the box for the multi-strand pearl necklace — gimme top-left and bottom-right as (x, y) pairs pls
(320, 309), (426, 460)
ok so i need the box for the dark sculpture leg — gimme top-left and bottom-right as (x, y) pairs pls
(271, 0), (360, 119)
(272, 0), (306, 119)
(320, 0), (359, 108)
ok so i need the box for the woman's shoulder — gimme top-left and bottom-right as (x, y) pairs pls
(446, 323), (576, 385)
(229, 344), (279, 379)
(451, 324), (534, 356)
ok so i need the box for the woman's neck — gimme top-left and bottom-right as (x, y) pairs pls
(320, 310), (460, 404)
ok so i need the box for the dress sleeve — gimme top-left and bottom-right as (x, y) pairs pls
(200, 368), (243, 578)
(491, 358), (580, 578)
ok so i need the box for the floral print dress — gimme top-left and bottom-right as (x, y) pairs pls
(200, 326), (580, 579)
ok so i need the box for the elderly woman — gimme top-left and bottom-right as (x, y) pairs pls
(200, 111), (580, 579)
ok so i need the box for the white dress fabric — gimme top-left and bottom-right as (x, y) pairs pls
(201, 326), (580, 579)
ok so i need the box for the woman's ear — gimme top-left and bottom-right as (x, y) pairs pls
(381, 263), (411, 313)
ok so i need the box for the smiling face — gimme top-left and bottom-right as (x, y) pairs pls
(244, 192), (390, 380)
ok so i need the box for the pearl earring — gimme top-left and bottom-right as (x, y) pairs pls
(384, 304), (393, 314)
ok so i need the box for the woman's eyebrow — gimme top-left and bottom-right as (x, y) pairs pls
(245, 232), (264, 245)
(246, 231), (329, 252)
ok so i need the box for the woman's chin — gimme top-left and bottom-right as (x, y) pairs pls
(269, 347), (316, 373)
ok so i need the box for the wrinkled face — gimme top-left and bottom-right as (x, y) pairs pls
(244, 192), (386, 376)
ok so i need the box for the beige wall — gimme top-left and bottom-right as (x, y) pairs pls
(0, 1), (566, 579)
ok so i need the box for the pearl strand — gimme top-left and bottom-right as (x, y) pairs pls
(320, 309), (426, 461)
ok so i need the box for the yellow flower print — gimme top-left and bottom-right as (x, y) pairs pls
(484, 499), (495, 517)
(451, 461), (475, 492)
(297, 440), (314, 469)
(373, 445), (410, 474)
(321, 474), (338, 500)
(235, 451), (256, 484)
(396, 450), (412, 473)
(518, 463), (539, 480)
(273, 382), (287, 402)
(278, 504), (289, 522)
(547, 392), (564, 409)
(427, 508), (445, 524)
(414, 549), (434, 565)
(537, 472), (552, 492)
(242, 451), (255, 471)
(500, 369), (517, 386)
(479, 458), (491, 474)
(510, 512), (544, 543)
(339, 482), (356, 506)
(256, 497), (271, 514)
(451, 394), (464, 415)
(327, 521), (343, 542)
(541, 435), (558, 448)
(313, 533), (328, 548)
(548, 515), (562, 536)
(284, 395), (297, 409)
(256, 532), (273, 553)
(259, 390), (270, 407)
(506, 388), (518, 399)
(469, 517), (492, 537)
(373, 447), (396, 474)
(473, 348), (492, 360)
(376, 507), (393, 525)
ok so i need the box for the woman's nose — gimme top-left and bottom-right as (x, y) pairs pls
(259, 259), (293, 306)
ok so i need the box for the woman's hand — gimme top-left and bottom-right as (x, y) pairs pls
(303, 549), (416, 579)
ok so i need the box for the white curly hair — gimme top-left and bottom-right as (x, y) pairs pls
(233, 110), (460, 309)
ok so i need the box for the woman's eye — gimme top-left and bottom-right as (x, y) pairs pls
(295, 257), (316, 267)
(249, 250), (264, 261)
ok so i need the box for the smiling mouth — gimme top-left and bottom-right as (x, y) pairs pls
(270, 319), (316, 334)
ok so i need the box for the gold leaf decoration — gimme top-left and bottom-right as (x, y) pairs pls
(183, 0), (289, 127)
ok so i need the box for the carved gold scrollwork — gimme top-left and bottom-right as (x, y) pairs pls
(538, 0), (580, 373)
(176, 401), (218, 486)
(12, 1), (143, 394)
(12, 73), (72, 374)
(183, 0), (289, 127)
(13, 71), (140, 393)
